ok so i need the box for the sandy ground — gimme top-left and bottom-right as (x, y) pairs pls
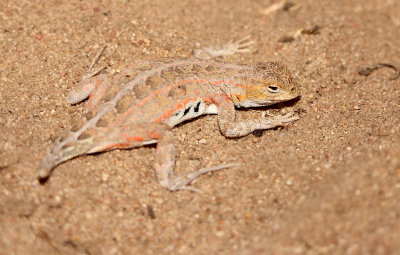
(1, 0), (400, 254)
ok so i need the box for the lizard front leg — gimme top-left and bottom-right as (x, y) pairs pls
(217, 99), (299, 138)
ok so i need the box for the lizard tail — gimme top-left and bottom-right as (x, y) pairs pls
(37, 151), (58, 180)
(37, 133), (94, 181)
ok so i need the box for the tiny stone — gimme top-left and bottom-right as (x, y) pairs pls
(102, 173), (109, 182)
(54, 195), (61, 203)
(83, 212), (93, 222)
(215, 231), (225, 237)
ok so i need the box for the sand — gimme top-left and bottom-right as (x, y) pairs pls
(0, 0), (399, 254)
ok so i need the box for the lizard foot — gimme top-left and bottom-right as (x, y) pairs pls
(193, 36), (256, 59)
(223, 36), (256, 54)
(269, 112), (300, 125)
(164, 163), (239, 191)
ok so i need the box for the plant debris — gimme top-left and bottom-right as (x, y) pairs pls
(358, 63), (400, 80)
(260, 1), (300, 16)
(301, 25), (321, 35)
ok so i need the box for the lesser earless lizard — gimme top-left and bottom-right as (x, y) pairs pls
(38, 39), (300, 191)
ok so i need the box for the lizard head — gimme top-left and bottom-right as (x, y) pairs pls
(238, 62), (299, 107)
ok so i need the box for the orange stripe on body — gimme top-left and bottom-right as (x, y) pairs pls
(210, 80), (223, 85)
(126, 136), (144, 142)
(156, 108), (174, 122)
(121, 107), (134, 118)
(119, 130), (145, 143)
(173, 101), (184, 111)
(154, 97), (198, 123)
(147, 130), (162, 139)
(101, 143), (131, 151)
(201, 92), (219, 105)
(183, 97), (195, 105)
(151, 90), (161, 98)
(138, 97), (149, 107)
(115, 107), (134, 126)
(115, 79), (237, 124)
(220, 92), (232, 103)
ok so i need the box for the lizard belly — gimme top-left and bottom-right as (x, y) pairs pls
(205, 103), (218, 114)
(166, 99), (217, 127)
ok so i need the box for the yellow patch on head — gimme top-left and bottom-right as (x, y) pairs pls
(246, 84), (274, 100)
(232, 93), (246, 103)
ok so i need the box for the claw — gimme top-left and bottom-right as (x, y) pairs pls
(223, 37), (256, 54)
(167, 163), (239, 191)
(193, 37), (256, 59)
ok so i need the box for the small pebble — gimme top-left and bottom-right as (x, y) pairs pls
(199, 138), (207, 144)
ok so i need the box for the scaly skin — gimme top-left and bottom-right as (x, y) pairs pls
(38, 58), (300, 191)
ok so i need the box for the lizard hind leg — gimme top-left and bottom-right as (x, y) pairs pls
(66, 74), (111, 110)
(93, 122), (236, 191)
(149, 123), (236, 191)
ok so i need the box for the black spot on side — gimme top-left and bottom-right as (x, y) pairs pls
(194, 101), (201, 113)
(183, 106), (191, 116)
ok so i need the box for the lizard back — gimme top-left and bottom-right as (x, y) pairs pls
(38, 59), (298, 179)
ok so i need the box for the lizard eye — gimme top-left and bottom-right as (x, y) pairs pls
(267, 85), (279, 93)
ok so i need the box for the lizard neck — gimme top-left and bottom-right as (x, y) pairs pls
(229, 83), (248, 107)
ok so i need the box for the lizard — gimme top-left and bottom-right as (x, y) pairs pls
(37, 39), (300, 191)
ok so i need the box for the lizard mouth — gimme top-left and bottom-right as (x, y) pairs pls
(274, 90), (299, 102)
